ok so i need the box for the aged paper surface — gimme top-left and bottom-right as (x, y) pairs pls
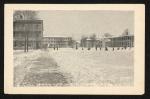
(4, 4), (145, 94)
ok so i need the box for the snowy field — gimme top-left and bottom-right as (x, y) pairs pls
(14, 47), (134, 87)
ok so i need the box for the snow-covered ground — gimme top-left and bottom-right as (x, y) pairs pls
(14, 47), (134, 86)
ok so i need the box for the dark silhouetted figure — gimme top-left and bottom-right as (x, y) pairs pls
(105, 47), (108, 51)
(112, 47), (114, 51)
(124, 46), (127, 50)
(76, 43), (78, 50)
(54, 45), (55, 50)
(82, 47), (84, 50)
(76, 47), (78, 50)
(57, 46), (58, 50)
(117, 47), (120, 50)
(100, 47), (101, 50)
(95, 45), (97, 51)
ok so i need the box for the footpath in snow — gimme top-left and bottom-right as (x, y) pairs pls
(48, 47), (134, 86)
(14, 47), (134, 86)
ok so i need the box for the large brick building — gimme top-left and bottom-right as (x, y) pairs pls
(42, 36), (73, 48)
(80, 35), (134, 48)
(95, 35), (134, 48)
(13, 20), (43, 50)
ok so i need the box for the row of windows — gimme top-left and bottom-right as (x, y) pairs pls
(43, 41), (70, 43)
(82, 36), (134, 44)
(14, 41), (40, 47)
(14, 23), (42, 31)
(14, 32), (41, 38)
(106, 42), (133, 45)
(43, 42), (69, 44)
(48, 44), (71, 47)
(13, 41), (35, 47)
(106, 42), (134, 47)
(44, 37), (72, 41)
(110, 36), (134, 41)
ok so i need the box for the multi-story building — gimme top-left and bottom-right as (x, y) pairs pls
(13, 20), (43, 50)
(81, 35), (134, 48)
(80, 38), (97, 48)
(98, 35), (134, 48)
(42, 36), (73, 48)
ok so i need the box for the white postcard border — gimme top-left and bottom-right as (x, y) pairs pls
(4, 4), (145, 95)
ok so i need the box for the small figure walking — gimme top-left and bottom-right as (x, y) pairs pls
(105, 47), (108, 51)
(124, 46), (126, 50)
(54, 45), (55, 50)
(76, 42), (78, 50)
(112, 47), (114, 51)
(57, 46), (58, 50)
(95, 45), (97, 51)
(117, 47), (120, 50)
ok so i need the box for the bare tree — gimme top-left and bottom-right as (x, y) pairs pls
(13, 10), (38, 21)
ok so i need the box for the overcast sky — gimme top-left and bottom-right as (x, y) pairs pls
(37, 10), (134, 40)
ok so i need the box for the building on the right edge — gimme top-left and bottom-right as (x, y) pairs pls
(99, 34), (134, 48)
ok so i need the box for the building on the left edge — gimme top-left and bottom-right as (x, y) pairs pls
(13, 20), (43, 50)
(13, 11), (43, 50)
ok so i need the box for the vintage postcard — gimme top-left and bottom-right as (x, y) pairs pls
(4, 4), (145, 94)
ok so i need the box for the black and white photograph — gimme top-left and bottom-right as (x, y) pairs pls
(4, 4), (145, 94)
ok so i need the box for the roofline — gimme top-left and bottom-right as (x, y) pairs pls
(43, 36), (72, 38)
(102, 35), (134, 38)
(13, 20), (43, 22)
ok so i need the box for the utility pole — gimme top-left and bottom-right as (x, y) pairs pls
(24, 33), (26, 52)
(76, 42), (78, 50)
(24, 32), (29, 52)
(27, 32), (28, 52)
